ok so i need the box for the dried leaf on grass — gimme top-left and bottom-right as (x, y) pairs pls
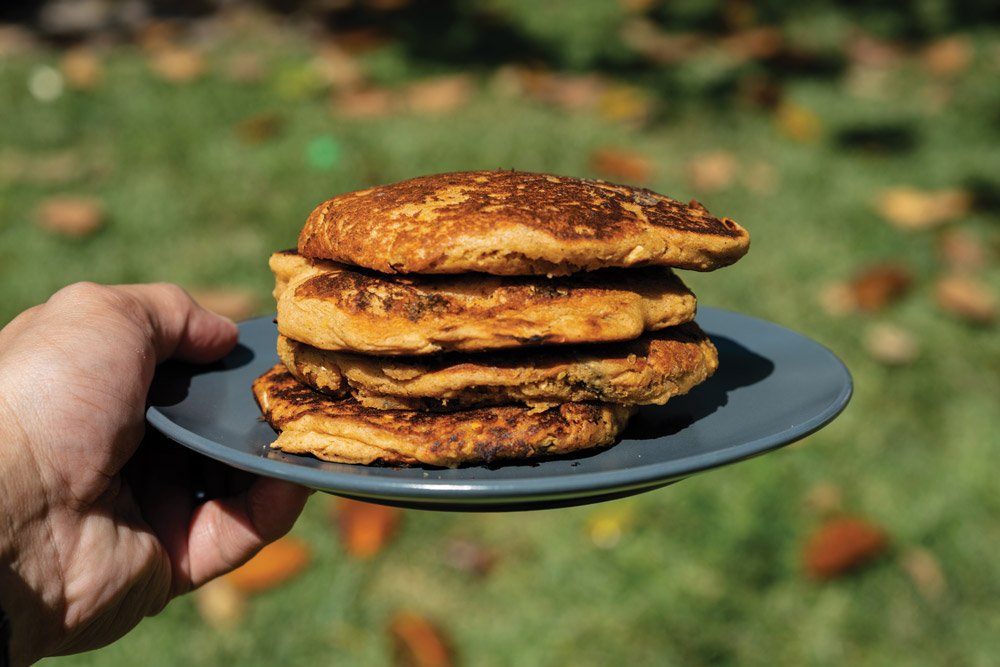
(864, 322), (920, 366)
(222, 536), (311, 593)
(61, 48), (103, 90)
(934, 274), (997, 324)
(493, 67), (608, 115)
(845, 34), (905, 68)
(236, 113), (284, 144)
(388, 612), (455, 667)
(803, 482), (843, 515)
(589, 147), (653, 184)
(35, 196), (105, 238)
(333, 497), (401, 559)
(314, 44), (365, 90)
(876, 187), (971, 230)
(136, 20), (182, 53)
(194, 578), (247, 629)
(402, 75), (473, 115)
(855, 263), (915, 311)
(720, 27), (784, 61)
(686, 151), (738, 193)
(331, 27), (390, 55)
(774, 102), (822, 143)
(901, 547), (947, 601)
(3, 151), (86, 185)
(937, 229), (988, 271)
(188, 288), (260, 321)
(0, 24), (38, 57)
(443, 539), (499, 577)
(332, 87), (395, 118)
(803, 516), (889, 580)
(150, 48), (207, 83)
(621, 20), (704, 65)
(838, 263), (914, 313)
(224, 52), (267, 84)
(599, 84), (654, 125)
(922, 36), (973, 77)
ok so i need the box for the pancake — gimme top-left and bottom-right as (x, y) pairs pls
(252, 364), (635, 467)
(298, 170), (750, 276)
(271, 250), (697, 355)
(276, 322), (718, 410)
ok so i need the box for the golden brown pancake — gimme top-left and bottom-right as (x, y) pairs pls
(298, 170), (750, 276)
(252, 364), (635, 467)
(276, 322), (718, 410)
(271, 250), (697, 355)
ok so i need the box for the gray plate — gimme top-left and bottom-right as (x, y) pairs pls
(146, 308), (851, 511)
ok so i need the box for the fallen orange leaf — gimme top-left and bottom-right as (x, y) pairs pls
(388, 611), (454, 667)
(803, 516), (889, 580)
(35, 196), (105, 238)
(922, 36), (973, 77)
(223, 536), (311, 593)
(849, 263), (914, 312)
(589, 147), (653, 184)
(334, 497), (401, 559)
(934, 274), (997, 324)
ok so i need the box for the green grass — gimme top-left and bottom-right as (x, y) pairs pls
(2, 21), (999, 667)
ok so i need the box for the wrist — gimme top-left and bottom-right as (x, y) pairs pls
(0, 405), (57, 665)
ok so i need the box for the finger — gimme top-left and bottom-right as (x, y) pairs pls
(183, 478), (311, 590)
(114, 283), (239, 364)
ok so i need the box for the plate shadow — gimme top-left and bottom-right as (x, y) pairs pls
(148, 343), (256, 407)
(624, 334), (775, 440)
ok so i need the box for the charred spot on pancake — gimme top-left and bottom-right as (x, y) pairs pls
(401, 292), (452, 321)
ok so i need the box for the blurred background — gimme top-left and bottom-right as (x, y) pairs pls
(2, 0), (999, 665)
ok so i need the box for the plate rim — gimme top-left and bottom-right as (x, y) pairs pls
(146, 307), (853, 508)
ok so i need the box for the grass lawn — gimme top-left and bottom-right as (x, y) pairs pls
(2, 16), (999, 667)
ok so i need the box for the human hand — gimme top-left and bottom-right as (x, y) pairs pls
(0, 283), (311, 665)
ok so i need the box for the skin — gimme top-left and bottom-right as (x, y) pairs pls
(0, 283), (311, 665)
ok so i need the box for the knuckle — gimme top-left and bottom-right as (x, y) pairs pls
(52, 281), (113, 304)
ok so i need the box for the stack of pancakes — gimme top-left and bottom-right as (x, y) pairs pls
(253, 170), (750, 467)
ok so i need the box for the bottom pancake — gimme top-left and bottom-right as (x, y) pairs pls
(252, 364), (636, 468)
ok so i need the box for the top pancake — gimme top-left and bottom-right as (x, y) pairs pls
(298, 170), (750, 276)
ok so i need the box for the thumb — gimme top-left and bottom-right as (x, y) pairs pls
(114, 283), (239, 365)
(180, 478), (311, 592)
